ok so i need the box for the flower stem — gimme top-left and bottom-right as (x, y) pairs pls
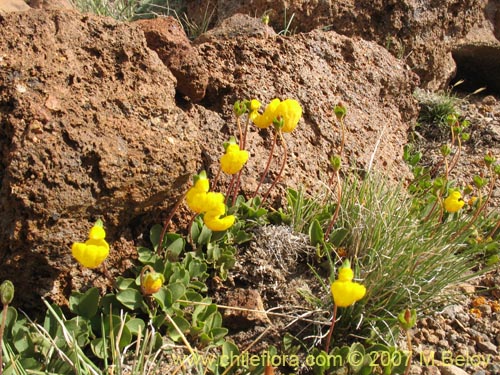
(453, 171), (496, 240)
(325, 171), (342, 240)
(261, 131), (287, 206)
(158, 192), (186, 256)
(404, 330), (413, 375)
(324, 304), (338, 353)
(253, 129), (278, 199)
(0, 303), (8, 375)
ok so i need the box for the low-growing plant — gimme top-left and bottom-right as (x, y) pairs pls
(2, 93), (498, 375)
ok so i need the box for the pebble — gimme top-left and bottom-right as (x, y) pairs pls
(478, 304), (492, 315)
(438, 365), (469, 375)
(442, 305), (464, 320)
(476, 340), (498, 355)
(422, 366), (441, 375)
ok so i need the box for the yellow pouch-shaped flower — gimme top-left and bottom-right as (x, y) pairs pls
(443, 191), (465, 213)
(72, 238), (110, 269)
(252, 98), (281, 129)
(220, 144), (249, 175)
(185, 177), (211, 213)
(276, 99), (302, 133)
(330, 264), (366, 307)
(204, 211), (235, 232)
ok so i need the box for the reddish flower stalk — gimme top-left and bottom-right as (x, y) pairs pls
(261, 131), (287, 206)
(158, 192), (186, 256)
(253, 129), (278, 199)
(325, 170), (342, 240)
(324, 304), (338, 353)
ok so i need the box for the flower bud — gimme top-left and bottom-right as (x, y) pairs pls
(141, 268), (164, 295)
(398, 308), (417, 330)
(330, 155), (341, 172)
(440, 144), (451, 157)
(334, 103), (347, 121)
(261, 14), (270, 25)
(0, 280), (14, 305)
(233, 100), (247, 117)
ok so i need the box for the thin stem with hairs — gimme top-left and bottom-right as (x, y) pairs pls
(261, 130), (287, 205)
(253, 129), (278, 199)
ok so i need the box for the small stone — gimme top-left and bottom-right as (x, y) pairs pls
(435, 329), (446, 340)
(222, 288), (269, 329)
(482, 95), (497, 105)
(477, 303), (492, 315)
(442, 305), (464, 320)
(438, 339), (450, 349)
(487, 363), (500, 374)
(476, 339), (498, 355)
(472, 370), (486, 375)
(409, 364), (423, 375)
(438, 365), (469, 375)
(422, 366), (441, 375)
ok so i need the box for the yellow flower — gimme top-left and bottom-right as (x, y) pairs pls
(141, 271), (164, 295)
(252, 98), (281, 129)
(443, 191), (465, 213)
(252, 98), (302, 132)
(185, 173), (210, 213)
(220, 143), (249, 175)
(72, 222), (109, 269)
(330, 263), (366, 308)
(275, 99), (302, 133)
(204, 211), (236, 232)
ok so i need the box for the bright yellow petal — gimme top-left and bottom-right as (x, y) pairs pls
(278, 99), (302, 133)
(204, 213), (235, 231)
(88, 225), (106, 240)
(252, 98), (281, 129)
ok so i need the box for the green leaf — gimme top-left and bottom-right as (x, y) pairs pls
(115, 277), (137, 291)
(91, 337), (107, 359)
(69, 287), (100, 319)
(150, 224), (163, 251)
(197, 225), (212, 245)
(167, 315), (190, 342)
(126, 318), (146, 336)
(116, 289), (144, 310)
(0, 306), (17, 338)
(309, 219), (324, 246)
(137, 246), (158, 265)
(220, 341), (239, 367)
(167, 282), (186, 303)
(166, 237), (185, 261)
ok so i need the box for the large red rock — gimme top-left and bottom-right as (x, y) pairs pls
(186, 0), (485, 90)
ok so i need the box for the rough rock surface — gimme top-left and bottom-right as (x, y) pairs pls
(0, 0), (30, 13)
(452, 0), (500, 93)
(0, 10), (200, 310)
(0, 10), (418, 311)
(186, 0), (484, 89)
(135, 16), (209, 102)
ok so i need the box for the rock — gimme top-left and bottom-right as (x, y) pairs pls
(195, 16), (418, 195)
(0, 10), (199, 311)
(422, 366), (441, 375)
(442, 305), (465, 320)
(476, 339), (499, 355)
(222, 288), (269, 329)
(186, 0), (485, 89)
(135, 17), (208, 102)
(0, 0), (30, 13)
(452, 1), (500, 93)
(438, 365), (469, 375)
(196, 13), (276, 43)
(29, 0), (74, 10)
